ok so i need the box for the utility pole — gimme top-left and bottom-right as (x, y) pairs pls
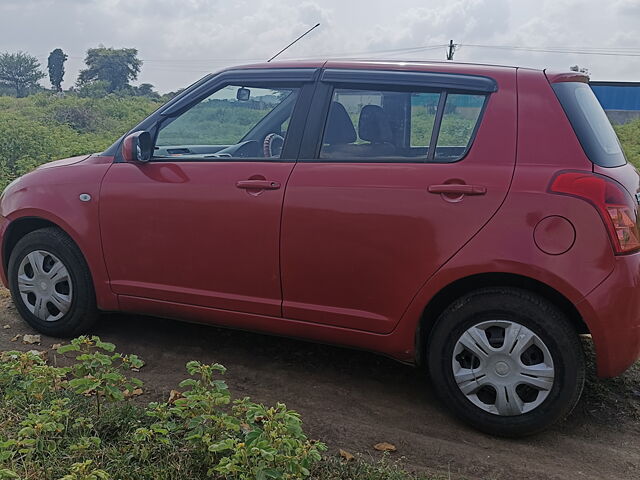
(446, 39), (456, 61)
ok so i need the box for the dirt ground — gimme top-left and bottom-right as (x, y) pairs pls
(1, 289), (638, 480)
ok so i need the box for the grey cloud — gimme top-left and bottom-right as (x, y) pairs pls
(0, 0), (637, 92)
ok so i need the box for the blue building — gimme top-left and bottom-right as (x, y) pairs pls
(591, 81), (640, 124)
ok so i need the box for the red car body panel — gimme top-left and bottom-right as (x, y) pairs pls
(280, 67), (517, 333)
(0, 60), (638, 379)
(99, 161), (294, 317)
(0, 155), (119, 311)
(576, 254), (640, 377)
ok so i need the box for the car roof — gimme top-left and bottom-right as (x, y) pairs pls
(228, 60), (593, 86)
(228, 59), (527, 76)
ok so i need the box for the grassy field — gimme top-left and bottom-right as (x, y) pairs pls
(0, 94), (162, 189)
(614, 118), (640, 166)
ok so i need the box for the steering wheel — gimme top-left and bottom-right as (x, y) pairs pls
(263, 133), (285, 158)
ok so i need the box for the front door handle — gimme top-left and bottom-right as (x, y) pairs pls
(236, 180), (281, 190)
(428, 184), (487, 195)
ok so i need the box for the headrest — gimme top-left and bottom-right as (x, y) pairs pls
(358, 105), (393, 143)
(324, 102), (357, 145)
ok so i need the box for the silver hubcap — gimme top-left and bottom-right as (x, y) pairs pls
(17, 250), (72, 322)
(452, 320), (555, 416)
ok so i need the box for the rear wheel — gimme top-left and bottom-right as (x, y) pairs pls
(427, 287), (585, 437)
(8, 227), (98, 337)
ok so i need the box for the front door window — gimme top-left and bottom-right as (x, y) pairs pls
(155, 85), (300, 159)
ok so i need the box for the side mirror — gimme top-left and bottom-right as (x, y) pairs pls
(122, 131), (152, 163)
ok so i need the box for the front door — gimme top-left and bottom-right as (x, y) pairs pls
(280, 69), (517, 333)
(100, 77), (312, 316)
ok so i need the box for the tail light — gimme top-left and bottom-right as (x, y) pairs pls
(549, 171), (640, 254)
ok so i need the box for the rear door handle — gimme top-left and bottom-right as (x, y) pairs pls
(236, 180), (281, 190)
(428, 184), (487, 195)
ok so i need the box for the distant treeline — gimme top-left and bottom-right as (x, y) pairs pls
(0, 47), (182, 100)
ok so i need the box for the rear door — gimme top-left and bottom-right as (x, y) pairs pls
(280, 67), (517, 333)
(100, 69), (316, 316)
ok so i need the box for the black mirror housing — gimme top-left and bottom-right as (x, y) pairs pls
(236, 87), (250, 101)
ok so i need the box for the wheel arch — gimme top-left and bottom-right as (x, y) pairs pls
(2, 213), (120, 312)
(2, 217), (64, 274)
(415, 272), (589, 366)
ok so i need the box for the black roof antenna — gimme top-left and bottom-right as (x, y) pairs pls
(267, 23), (320, 62)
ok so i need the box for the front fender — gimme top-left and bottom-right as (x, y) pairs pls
(0, 155), (118, 310)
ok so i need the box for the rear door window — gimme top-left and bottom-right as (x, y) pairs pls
(552, 82), (626, 167)
(318, 87), (486, 162)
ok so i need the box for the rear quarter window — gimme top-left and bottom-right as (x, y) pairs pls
(435, 93), (485, 162)
(552, 82), (626, 167)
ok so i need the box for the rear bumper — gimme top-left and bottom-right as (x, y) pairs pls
(576, 253), (640, 378)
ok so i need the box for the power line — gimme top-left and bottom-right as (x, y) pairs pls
(36, 44), (449, 65)
(467, 44), (640, 52)
(32, 42), (640, 74)
(462, 44), (640, 57)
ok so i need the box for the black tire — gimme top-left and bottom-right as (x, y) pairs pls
(8, 227), (98, 337)
(427, 287), (585, 437)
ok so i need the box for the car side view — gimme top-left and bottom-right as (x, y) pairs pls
(1, 60), (639, 437)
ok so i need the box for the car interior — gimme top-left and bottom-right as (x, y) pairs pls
(153, 87), (299, 160)
(319, 89), (477, 161)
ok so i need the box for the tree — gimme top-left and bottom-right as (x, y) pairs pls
(133, 83), (160, 99)
(47, 48), (68, 92)
(77, 47), (142, 93)
(0, 51), (45, 97)
(75, 80), (110, 99)
(161, 88), (185, 102)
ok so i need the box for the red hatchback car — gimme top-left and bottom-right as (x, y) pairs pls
(1, 60), (639, 436)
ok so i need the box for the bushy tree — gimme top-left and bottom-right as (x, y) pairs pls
(161, 88), (185, 102)
(47, 48), (68, 92)
(0, 51), (45, 97)
(75, 80), (111, 99)
(77, 47), (142, 93)
(133, 83), (160, 99)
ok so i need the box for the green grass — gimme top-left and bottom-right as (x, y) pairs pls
(311, 457), (442, 479)
(615, 118), (640, 167)
(157, 102), (271, 146)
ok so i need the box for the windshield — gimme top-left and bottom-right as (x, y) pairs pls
(552, 82), (626, 168)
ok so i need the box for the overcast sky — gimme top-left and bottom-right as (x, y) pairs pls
(1, 0), (638, 93)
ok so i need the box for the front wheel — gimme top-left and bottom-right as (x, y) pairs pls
(8, 227), (98, 337)
(427, 287), (585, 437)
